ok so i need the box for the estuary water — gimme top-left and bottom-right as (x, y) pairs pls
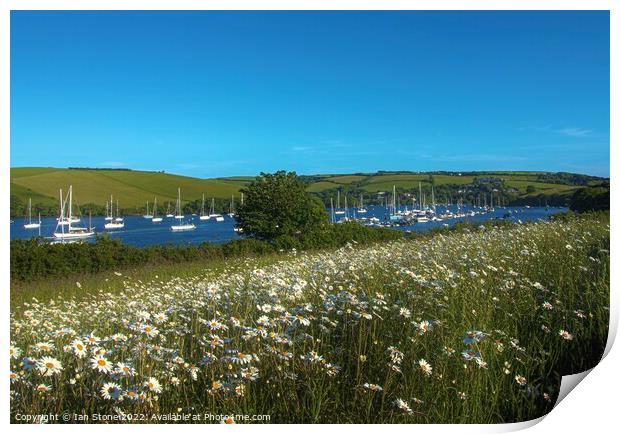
(10, 205), (567, 248)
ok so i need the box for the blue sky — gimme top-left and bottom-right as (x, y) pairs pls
(10, 11), (610, 178)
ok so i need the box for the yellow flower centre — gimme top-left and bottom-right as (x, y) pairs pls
(97, 359), (106, 366)
(45, 362), (54, 369)
(76, 344), (84, 351)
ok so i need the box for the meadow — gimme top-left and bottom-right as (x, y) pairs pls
(10, 213), (609, 423)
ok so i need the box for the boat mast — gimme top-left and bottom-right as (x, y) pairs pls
(418, 182), (422, 210)
(68, 186), (73, 231)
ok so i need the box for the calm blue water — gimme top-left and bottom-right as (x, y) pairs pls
(10, 206), (566, 247)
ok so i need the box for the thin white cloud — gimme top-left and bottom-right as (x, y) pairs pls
(556, 127), (593, 137)
(518, 125), (594, 138)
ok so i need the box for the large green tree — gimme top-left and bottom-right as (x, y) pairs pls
(236, 171), (329, 241)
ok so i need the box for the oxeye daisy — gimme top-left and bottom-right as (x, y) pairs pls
(85, 333), (101, 345)
(362, 383), (383, 392)
(34, 342), (54, 352)
(10, 345), (21, 359)
(100, 382), (122, 400)
(209, 334), (224, 348)
(144, 377), (162, 394)
(393, 398), (413, 414)
(115, 362), (136, 376)
(558, 330), (574, 340)
(91, 355), (113, 373)
(241, 366), (259, 381)
(418, 359), (433, 376)
(154, 312), (168, 323)
(141, 324), (159, 338)
(514, 375), (527, 386)
(36, 384), (52, 393)
(70, 339), (87, 357)
(221, 416), (235, 424)
(417, 320), (433, 334)
(37, 357), (63, 376)
(461, 349), (481, 361)
(231, 352), (253, 365)
(124, 388), (140, 401)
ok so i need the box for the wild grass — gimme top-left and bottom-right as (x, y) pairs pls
(10, 213), (609, 423)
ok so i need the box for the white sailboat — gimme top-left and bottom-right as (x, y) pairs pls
(171, 188), (196, 231)
(143, 201), (153, 219)
(357, 193), (367, 214)
(334, 190), (345, 215)
(104, 199), (113, 221)
(166, 201), (174, 218)
(105, 198), (125, 229)
(23, 198), (41, 229)
(209, 198), (224, 222)
(199, 194), (210, 220)
(152, 197), (162, 223)
(53, 186), (95, 240)
(228, 195), (236, 217)
(113, 201), (124, 223)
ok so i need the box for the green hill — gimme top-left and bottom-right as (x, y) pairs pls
(10, 168), (242, 216)
(10, 167), (606, 217)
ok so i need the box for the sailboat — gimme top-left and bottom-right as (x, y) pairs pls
(56, 196), (80, 224)
(199, 194), (210, 220)
(143, 201), (153, 219)
(104, 199), (113, 221)
(166, 201), (174, 218)
(208, 198), (224, 222)
(53, 186), (95, 240)
(174, 189), (185, 219)
(357, 193), (367, 214)
(228, 195), (236, 217)
(334, 190), (345, 215)
(113, 201), (124, 223)
(171, 188), (196, 231)
(104, 200), (125, 229)
(23, 198), (41, 229)
(152, 197), (163, 222)
(104, 196), (124, 229)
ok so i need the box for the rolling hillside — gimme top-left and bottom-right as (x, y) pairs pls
(10, 167), (605, 216)
(10, 168), (242, 214)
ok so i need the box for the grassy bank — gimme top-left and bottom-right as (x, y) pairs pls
(10, 212), (609, 423)
(10, 223), (402, 283)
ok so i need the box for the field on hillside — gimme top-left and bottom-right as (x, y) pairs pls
(10, 213), (609, 423)
(10, 168), (242, 210)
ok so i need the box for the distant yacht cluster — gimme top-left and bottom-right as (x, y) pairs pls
(330, 183), (506, 228)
